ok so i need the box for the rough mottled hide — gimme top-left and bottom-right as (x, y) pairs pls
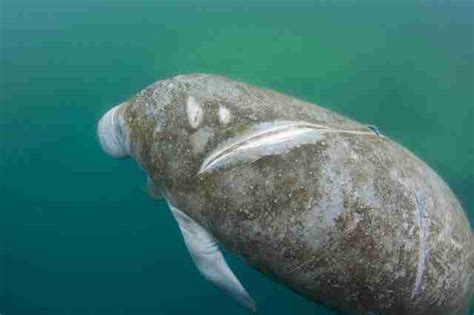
(98, 74), (473, 314)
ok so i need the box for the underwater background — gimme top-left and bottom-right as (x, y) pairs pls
(1, 0), (473, 314)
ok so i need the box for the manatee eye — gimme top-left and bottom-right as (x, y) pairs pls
(186, 96), (204, 129)
(218, 105), (232, 125)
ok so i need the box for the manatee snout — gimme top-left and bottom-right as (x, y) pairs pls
(97, 102), (130, 159)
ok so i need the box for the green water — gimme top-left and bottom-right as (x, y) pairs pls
(1, 0), (472, 314)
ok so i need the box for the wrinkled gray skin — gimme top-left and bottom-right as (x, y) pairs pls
(99, 74), (473, 314)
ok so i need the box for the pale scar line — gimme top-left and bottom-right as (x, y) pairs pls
(199, 121), (382, 174)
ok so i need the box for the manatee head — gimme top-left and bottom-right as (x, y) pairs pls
(97, 75), (257, 182)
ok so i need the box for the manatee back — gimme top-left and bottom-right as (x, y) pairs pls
(197, 129), (472, 314)
(123, 74), (473, 314)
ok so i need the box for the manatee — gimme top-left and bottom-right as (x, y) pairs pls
(97, 73), (473, 314)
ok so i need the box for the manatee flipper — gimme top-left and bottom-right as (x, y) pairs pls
(146, 177), (163, 200)
(166, 200), (257, 312)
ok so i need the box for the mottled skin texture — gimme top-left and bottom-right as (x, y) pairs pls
(117, 74), (472, 314)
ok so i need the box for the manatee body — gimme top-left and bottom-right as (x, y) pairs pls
(98, 74), (473, 314)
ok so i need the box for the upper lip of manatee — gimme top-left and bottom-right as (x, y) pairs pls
(199, 120), (378, 174)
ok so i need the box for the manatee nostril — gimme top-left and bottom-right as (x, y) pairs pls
(98, 103), (129, 159)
